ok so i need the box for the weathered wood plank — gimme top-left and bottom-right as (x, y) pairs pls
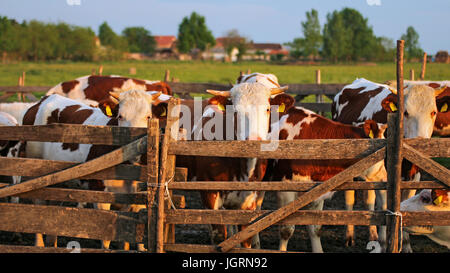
(296, 102), (331, 113)
(0, 124), (147, 145)
(0, 244), (139, 253)
(217, 147), (386, 252)
(0, 203), (145, 243)
(0, 136), (147, 199)
(402, 143), (450, 188)
(164, 243), (302, 253)
(169, 139), (386, 159)
(147, 118), (160, 252)
(167, 181), (446, 191)
(165, 209), (450, 226)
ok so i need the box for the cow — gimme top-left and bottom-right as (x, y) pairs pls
(401, 189), (450, 250)
(175, 82), (290, 248)
(386, 80), (450, 136)
(332, 78), (447, 249)
(16, 90), (161, 249)
(266, 106), (387, 252)
(0, 102), (37, 125)
(236, 72), (281, 89)
(46, 75), (172, 117)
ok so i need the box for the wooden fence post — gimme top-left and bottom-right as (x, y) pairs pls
(386, 40), (405, 253)
(420, 52), (427, 80)
(409, 69), (414, 81)
(164, 70), (170, 82)
(98, 65), (103, 76)
(156, 98), (180, 253)
(147, 118), (160, 252)
(315, 70), (323, 115)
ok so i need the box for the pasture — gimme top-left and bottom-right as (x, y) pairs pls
(1, 61), (449, 86)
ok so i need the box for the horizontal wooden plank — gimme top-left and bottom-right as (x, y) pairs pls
(0, 244), (139, 253)
(0, 124), (147, 145)
(0, 86), (51, 93)
(0, 203), (145, 243)
(296, 102), (331, 113)
(0, 157), (186, 183)
(168, 181), (446, 191)
(169, 139), (386, 159)
(165, 209), (450, 226)
(169, 138), (449, 159)
(164, 243), (302, 253)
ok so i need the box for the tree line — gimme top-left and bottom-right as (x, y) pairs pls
(287, 8), (424, 62)
(0, 7), (425, 63)
(0, 16), (156, 62)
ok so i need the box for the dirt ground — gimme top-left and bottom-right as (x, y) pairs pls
(0, 188), (447, 253)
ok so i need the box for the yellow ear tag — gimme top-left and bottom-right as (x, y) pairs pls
(160, 108), (167, 117)
(278, 103), (285, 113)
(440, 103), (448, 113)
(369, 130), (374, 139)
(218, 103), (225, 111)
(434, 195), (443, 206)
(389, 102), (398, 112)
(105, 106), (112, 117)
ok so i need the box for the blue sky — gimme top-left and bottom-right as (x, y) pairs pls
(1, 0), (449, 54)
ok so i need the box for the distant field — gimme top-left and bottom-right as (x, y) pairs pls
(0, 61), (449, 86)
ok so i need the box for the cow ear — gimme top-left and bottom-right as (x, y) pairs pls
(152, 102), (168, 119)
(208, 96), (231, 112)
(270, 94), (295, 114)
(381, 94), (398, 113)
(436, 96), (449, 113)
(363, 120), (379, 139)
(98, 100), (118, 117)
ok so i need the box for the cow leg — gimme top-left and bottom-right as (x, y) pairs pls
(400, 172), (420, 253)
(306, 200), (324, 253)
(202, 191), (227, 244)
(365, 189), (378, 242)
(376, 189), (387, 251)
(95, 202), (112, 249)
(345, 190), (356, 247)
(130, 203), (147, 251)
(46, 235), (57, 247)
(277, 191), (296, 251)
(251, 191), (266, 249)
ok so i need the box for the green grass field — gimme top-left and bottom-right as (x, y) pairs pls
(1, 61), (449, 86)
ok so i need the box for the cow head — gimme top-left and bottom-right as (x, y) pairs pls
(109, 90), (161, 127)
(400, 189), (450, 249)
(358, 120), (388, 139)
(381, 85), (445, 138)
(206, 82), (288, 141)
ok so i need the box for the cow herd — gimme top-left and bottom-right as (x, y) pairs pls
(0, 72), (448, 252)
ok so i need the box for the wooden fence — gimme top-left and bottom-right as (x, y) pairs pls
(0, 98), (448, 253)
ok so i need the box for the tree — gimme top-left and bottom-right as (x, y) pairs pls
(177, 12), (215, 54)
(322, 10), (351, 62)
(122, 26), (156, 54)
(401, 26), (423, 61)
(222, 29), (247, 61)
(98, 21), (127, 51)
(301, 9), (322, 60)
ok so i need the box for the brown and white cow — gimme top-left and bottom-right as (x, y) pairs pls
(175, 82), (290, 248)
(46, 75), (172, 117)
(266, 106), (387, 252)
(332, 78), (447, 248)
(16, 90), (160, 248)
(401, 189), (450, 250)
(386, 80), (450, 136)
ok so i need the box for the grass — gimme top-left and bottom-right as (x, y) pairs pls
(0, 60), (449, 86)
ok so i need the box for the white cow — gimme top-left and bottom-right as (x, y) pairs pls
(401, 189), (450, 250)
(16, 90), (160, 249)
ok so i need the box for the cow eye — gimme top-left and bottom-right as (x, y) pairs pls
(420, 194), (431, 203)
(118, 115), (123, 120)
(404, 111), (409, 117)
(431, 111), (437, 117)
